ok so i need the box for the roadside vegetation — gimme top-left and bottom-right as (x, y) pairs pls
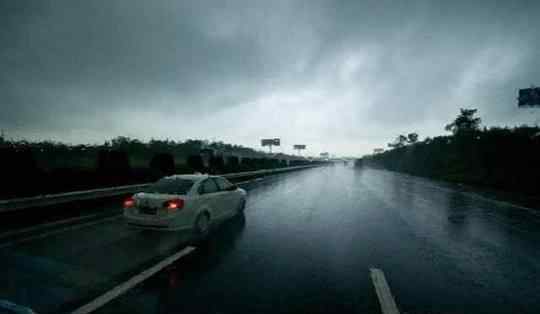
(359, 109), (540, 195)
(0, 137), (313, 199)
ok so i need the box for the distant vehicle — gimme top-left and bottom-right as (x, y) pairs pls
(123, 174), (247, 235)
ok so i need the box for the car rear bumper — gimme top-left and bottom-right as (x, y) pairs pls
(123, 210), (193, 231)
(126, 221), (192, 231)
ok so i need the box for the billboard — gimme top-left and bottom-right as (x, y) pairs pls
(293, 144), (306, 150)
(518, 87), (540, 107)
(261, 138), (280, 146)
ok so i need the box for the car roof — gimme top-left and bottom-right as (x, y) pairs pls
(162, 174), (228, 182)
(163, 174), (209, 181)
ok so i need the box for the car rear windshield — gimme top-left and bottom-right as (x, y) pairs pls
(145, 178), (194, 194)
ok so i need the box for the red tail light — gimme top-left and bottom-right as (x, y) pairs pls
(123, 196), (135, 208)
(164, 198), (184, 213)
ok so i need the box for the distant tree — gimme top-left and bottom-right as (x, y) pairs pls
(187, 155), (205, 173)
(226, 156), (240, 172)
(261, 158), (276, 169)
(97, 150), (131, 174)
(0, 136), (304, 198)
(181, 139), (203, 156)
(445, 108), (481, 136)
(209, 155), (225, 174)
(407, 133), (419, 144)
(388, 135), (408, 148)
(240, 157), (253, 170)
(149, 153), (175, 175)
(0, 147), (42, 198)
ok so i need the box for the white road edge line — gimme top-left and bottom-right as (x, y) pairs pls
(0, 215), (122, 249)
(71, 246), (196, 314)
(370, 268), (400, 314)
(379, 169), (538, 214)
(402, 177), (538, 214)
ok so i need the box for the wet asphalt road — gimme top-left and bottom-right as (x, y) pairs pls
(2, 165), (540, 314)
(95, 165), (540, 314)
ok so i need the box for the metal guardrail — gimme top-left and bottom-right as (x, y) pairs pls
(222, 165), (314, 178)
(0, 165), (317, 213)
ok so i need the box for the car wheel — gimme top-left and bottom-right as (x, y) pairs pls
(236, 199), (246, 215)
(194, 212), (210, 236)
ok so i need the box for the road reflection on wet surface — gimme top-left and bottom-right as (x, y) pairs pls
(93, 166), (540, 314)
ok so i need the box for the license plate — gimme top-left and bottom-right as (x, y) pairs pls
(139, 206), (157, 215)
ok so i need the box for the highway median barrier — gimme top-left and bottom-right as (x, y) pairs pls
(0, 165), (320, 213)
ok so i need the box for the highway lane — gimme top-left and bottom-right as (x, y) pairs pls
(0, 174), (294, 313)
(0, 215), (192, 313)
(95, 165), (540, 314)
(1, 166), (540, 313)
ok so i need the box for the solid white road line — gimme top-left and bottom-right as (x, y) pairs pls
(370, 268), (400, 314)
(377, 169), (538, 214)
(0, 215), (122, 249)
(71, 246), (196, 314)
(400, 176), (538, 214)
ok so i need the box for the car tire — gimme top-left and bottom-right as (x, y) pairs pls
(236, 199), (246, 216)
(194, 212), (210, 237)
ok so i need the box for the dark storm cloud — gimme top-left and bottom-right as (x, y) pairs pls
(1, 0), (539, 154)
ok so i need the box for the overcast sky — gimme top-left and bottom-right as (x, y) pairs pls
(1, 0), (539, 156)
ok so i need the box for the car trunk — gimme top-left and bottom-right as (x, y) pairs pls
(135, 193), (174, 215)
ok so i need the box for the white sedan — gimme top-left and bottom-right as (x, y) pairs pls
(123, 174), (247, 235)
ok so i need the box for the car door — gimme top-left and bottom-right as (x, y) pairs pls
(198, 179), (221, 219)
(212, 177), (238, 217)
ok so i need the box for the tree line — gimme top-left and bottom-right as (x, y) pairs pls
(0, 136), (315, 199)
(358, 108), (540, 195)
